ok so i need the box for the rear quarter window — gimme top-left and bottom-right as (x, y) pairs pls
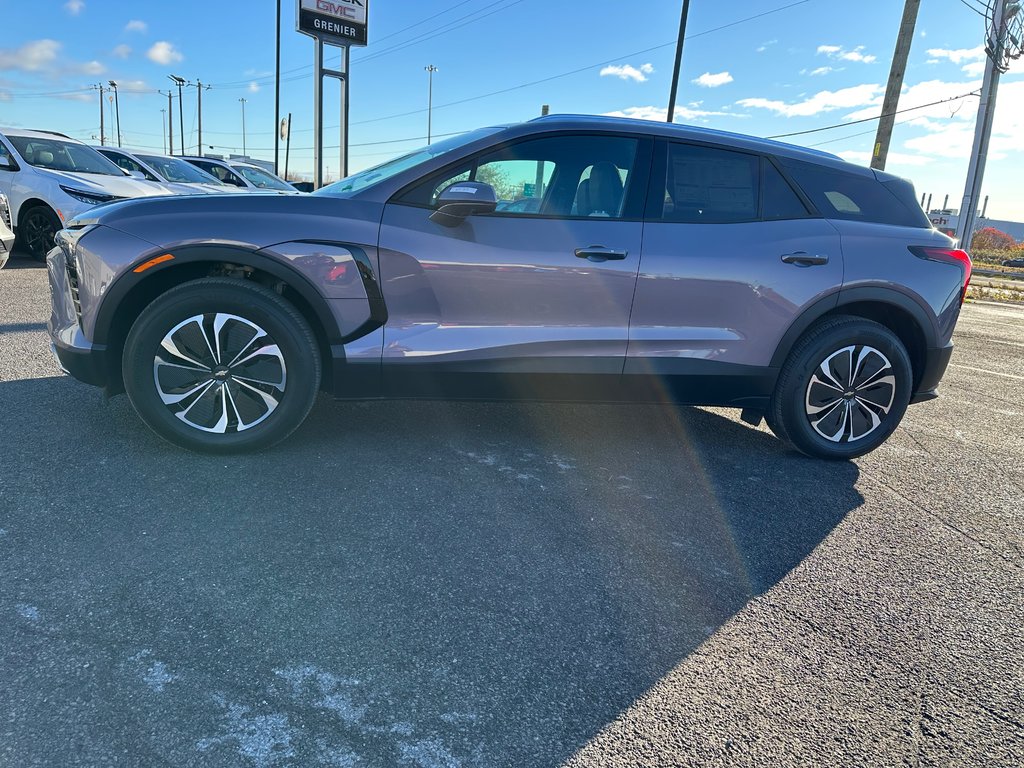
(782, 159), (930, 228)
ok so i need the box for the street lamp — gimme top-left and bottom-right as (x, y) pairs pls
(168, 75), (186, 154)
(160, 108), (167, 154)
(108, 80), (122, 147)
(239, 97), (248, 157)
(425, 65), (438, 144)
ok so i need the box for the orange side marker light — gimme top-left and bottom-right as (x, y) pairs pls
(133, 254), (175, 273)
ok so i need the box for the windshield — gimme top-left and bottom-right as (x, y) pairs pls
(233, 165), (294, 191)
(315, 127), (503, 198)
(9, 136), (125, 176)
(138, 154), (224, 185)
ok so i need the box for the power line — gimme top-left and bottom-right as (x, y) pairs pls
(766, 90), (979, 139)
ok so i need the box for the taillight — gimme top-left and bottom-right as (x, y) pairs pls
(909, 246), (973, 304)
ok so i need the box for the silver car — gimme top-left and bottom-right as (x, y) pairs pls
(47, 116), (970, 458)
(97, 148), (242, 195)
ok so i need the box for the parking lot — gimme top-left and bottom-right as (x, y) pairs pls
(1, 258), (1021, 767)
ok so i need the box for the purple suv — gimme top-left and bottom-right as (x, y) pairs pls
(47, 115), (971, 458)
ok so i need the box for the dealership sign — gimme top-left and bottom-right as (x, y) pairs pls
(297, 0), (368, 47)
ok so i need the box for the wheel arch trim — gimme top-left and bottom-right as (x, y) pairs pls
(770, 286), (940, 370)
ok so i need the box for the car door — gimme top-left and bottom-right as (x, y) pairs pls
(0, 139), (16, 203)
(377, 132), (652, 397)
(628, 140), (843, 393)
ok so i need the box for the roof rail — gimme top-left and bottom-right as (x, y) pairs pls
(29, 129), (73, 139)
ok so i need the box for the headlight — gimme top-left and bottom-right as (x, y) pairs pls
(59, 185), (121, 206)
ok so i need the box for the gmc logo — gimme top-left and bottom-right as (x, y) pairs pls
(316, 0), (362, 18)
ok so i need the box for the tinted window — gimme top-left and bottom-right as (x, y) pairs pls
(138, 155), (224, 184)
(233, 165), (294, 191)
(782, 159), (930, 228)
(8, 136), (124, 176)
(0, 141), (16, 169)
(662, 143), (759, 223)
(101, 150), (157, 181)
(402, 134), (640, 219)
(762, 160), (811, 220)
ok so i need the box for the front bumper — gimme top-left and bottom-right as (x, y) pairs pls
(0, 232), (14, 254)
(47, 247), (109, 388)
(910, 342), (954, 404)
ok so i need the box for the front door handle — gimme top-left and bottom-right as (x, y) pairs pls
(575, 246), (628, 262)
(781, 252), (829, 267)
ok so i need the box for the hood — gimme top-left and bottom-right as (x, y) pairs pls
(69, 193), (385, 252)
(39, 167), (173, 200)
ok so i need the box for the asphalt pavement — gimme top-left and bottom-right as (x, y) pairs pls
(1, 257), (1021, 767)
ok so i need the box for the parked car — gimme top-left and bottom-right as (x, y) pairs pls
(97, 147), (241, 195)
(0, 128), (172, 260)
(0, 193), (14, 268)
(180, 156), (299, 193)
(48, 115), (970, 458)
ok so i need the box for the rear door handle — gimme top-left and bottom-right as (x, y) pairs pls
(781, 252), (829, 266)
(575, 246), (628, 262)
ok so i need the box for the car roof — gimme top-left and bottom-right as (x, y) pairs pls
(0, 127), (79, 141)
(526, 114), (846, 166)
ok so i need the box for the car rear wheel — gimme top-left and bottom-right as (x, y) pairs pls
(122, 278), (321, 453)
(19, 205), (62, 262)
(769, 316), (912, 460)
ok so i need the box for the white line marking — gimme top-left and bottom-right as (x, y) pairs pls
(950, 363), (1024, 381)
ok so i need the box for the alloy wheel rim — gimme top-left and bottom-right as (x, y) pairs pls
(24, 212), (54, 256)
(805, 345), (896, 443)
(153, 313), (287, 434)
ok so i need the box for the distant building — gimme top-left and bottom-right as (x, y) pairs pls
(928, 210), (1024, 243)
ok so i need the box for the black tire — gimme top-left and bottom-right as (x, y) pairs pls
(18, 204), (62, 262)
(769, 315), (913, 460)
(122, 278), (321, 454)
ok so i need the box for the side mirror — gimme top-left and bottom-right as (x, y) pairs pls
(129, 170), (147, 180)
(430, 181), (498, 227)
(0, 156), (16, 171)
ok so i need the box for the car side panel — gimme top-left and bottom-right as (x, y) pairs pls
(831, 220), (964, 345)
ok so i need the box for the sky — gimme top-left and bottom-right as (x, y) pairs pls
(1, 0), (1023, 219)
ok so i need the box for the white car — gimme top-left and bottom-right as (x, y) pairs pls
(97, 147), (247, 195)
(181, 156), (301, 193)
(0, 193), (14, 269)
(0, 128), (173, 260)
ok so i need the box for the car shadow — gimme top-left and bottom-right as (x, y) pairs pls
(1, 377), (862, 767)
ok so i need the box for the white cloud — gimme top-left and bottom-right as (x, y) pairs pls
(65, 0), (85, 15)
(842, 79), (979, 122)
(818, 44), (877, 64)
(248, 81), (260, 93)
(112, 44), (132, 59)
(805, 66), (835, 77)
(600, 63), (654, 83)
(692, 71), (733, 88)
(604, 104), (740, 123)
(79, 60), (105, 75)
(0, 90), (10, 102)
(147, 41), (183, 65)
(125, 20), (147, 33)
(0, 39), (61, 72)
(926, 46), (985, 64)
(961, 61), (986, 77)
(757, 39), (778, 53)
(737, 83), (883, 118)
(837, 150), (931, 167)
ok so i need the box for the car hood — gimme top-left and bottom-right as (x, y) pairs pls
(68, 193), (385, 252)
(37, 168), (174, 199)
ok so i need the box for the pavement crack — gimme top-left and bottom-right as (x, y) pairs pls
(858, 471), (1021, 570)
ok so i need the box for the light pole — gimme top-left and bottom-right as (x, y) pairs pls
(189, 79), (210, 158)
(108, 80), (122, 147)
(239, 98), (248, 157)
(95, 83), (106, 145)
(168, 75), (186, 153)
(160, 109), (167, 154)
(425, 64), (438, 144)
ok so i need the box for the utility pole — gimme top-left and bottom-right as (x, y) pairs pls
(190, 80), (210, 157)
(108, 80), (122, 147)
(956, 0), (1021, 247)
(666, 0), (692, 123)
(425, 65), (439, 144)
(239, 98), (248, 157)
(161, 90), (174, 155)
(168, 75), (186, 153)
(96, 83), (106, 145)
(161, 109), (167, 154)
(275, 0), (282, 174)
(871, 0), (921, 170)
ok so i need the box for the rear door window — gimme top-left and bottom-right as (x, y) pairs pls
(762, 161), (811, 220)
(661, 143), (759, 223)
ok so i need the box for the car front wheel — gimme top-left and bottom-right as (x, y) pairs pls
(769, 316), (913, 460)
(19, 205), (62, 261)
(122, 278), (321, 453)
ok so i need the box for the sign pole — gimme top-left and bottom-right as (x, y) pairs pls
(313, 38), (324, 189)
(342, 46), (350, 178)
